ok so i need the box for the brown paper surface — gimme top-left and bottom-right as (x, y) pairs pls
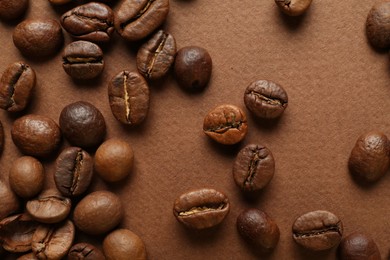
(1, 0), (390, 259)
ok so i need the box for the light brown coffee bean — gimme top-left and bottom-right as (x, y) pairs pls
(103, 229), (147, 260)
(275, 0), (313, 16)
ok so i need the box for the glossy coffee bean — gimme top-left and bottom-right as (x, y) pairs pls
(103, 229), (147, 260)
(366, 2), (390, 49)
(0, 0), (28, 20)
(338, 232), (381, 260)
(275, 0), (312, 16)
(68, 243), (105, 260)
(0, 180), (20, 220)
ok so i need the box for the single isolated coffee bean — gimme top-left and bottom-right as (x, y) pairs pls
(338, 232), (381, 260)
(61, 2), (114, 42)
(68, 242), (105, 260)
(366, 2), (390, 49)
(108, 70), (150, 125)
(233, 144), (275, 192)
(103, 229), (147, 260)
(244, 80), (288, 119)
(348, 131), (390, 182)
(13, 18), (63, 57)
(275, 0), (313, 16)
(115, 0), (170, 41)
(292, 210), (343, 251)
(236, 208), (280, 253)
(173, 188), (230, 229)
(0, 180), (20, 220)
(0, 0), (28, 20)
(137, 30), (176, 80)
(203, 104), (248, 145)
(174, 46), (212, 92)
(11, 114), (61, 158)
(0, 62), (36, 112)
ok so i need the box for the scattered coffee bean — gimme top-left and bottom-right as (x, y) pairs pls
(366, 1), (390, 49)
(0, 0), (28, 20)
(233, 144), (275, 192)
(244, 80), (288, 119)
(108, 70), (150, 125)
(68, 242), (105, 260)
(203, 104), (248, 145)
(0, 180), (20, 220)
(338, 232), (381, 260)
(275, 0), (313, 16)
(174, 46), (212, 92)
(292, 210), (343, 251)
(173, 188), (230, 229)
(103, 229), (147, 260)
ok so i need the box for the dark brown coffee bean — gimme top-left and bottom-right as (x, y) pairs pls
(11, 114), (62, 158)
(366, 2), (390, 49)
(73, 190), (123, 235)
(338, 232), (381, 260)
(108, 71), (150, 125)
(173, 188), (230, 229)
(203, 104), (248, 145)
(31, 220), (75, 260)
(174, 46), (212, 92)
(59, 101), (106, 148)
(244, 80), (288, 119)
(9, 156), (44, 199)
(236, 208), (280, 253)
(103, 229), (147, 260)
(26, 189), (71, 224)
(233, 144), (275, 192)
(348, 131), (390, 182)
(0, 180), (20, 220)
(137, 30), (176, 80)
(13, 18), (63, 57)
(275, 0), (312, 16)
(68, 242), (105, 260)
(61, 2), (114, 42)
(292, 210), (343, 251)
(0, 0), (28, 20)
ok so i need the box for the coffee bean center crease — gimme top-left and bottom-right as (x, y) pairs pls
(250, 91), (285, 106)
(146, 32), (167, 77)
(178, 204), (226, 216)
(244, 148), (266, 188)
(63, 57), (103, 64)
(63, 13), (112, 34)
(7, 64), (28, 108)
(293, 225), (342, 237)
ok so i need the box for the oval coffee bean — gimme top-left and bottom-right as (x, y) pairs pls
(203, 104), (248, 145)
(292, 210), (343, 251)
(275, 0), (312, 16)
(173, 188), (230, 229)
(338, 232), (381, 260)
(233, 144), (275, 192)
(0, 62), (36, 112)
(103, 229), (147, 260)
(54, 147), (93, 197)
(244, 80), (288, 119)
(366, 2), (390, 49)
(0, 180), (20, 220)
(108, 70), (150, 125)
(68, 242), (105, 260)
(0, 0), (28, 20)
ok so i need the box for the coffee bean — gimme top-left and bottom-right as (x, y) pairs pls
(348, 131), (390, 182)
(0, 0), (28, 20)
(233, 144), (275, 192)
(73, 190), (123, 235)
(26, 189), (71, 224)
(108, 70), (150, 125)
(13, 18), (63, 57)
(61, 2), (114, 42)
(174, 46), (212, 92)
(9, 156), (44, 199)
(59, 101), (106, 148)
(11, 114), (62, 158)
(203, 104), (248, 145)
(275, 0), (313, 16)
(0, 62), (36, 112)
(244, 80), (288, 119)
(366, 2), (390, 49)
(338, 232), (381, 260)
(62, 41), (104, 80)
(68, 243), (105, 260)
(236, 208), (280, 253)
(54, 147), (93, 197)
(292, 210), (343, 251)
(137, 30), (176, 80)
(0, 180), (20, 220)
(173, 188), (230, 229)
(103, 229), (147, 260)
(114, 0), (170, 41)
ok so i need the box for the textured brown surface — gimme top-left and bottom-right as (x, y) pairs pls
(0, 0), (390, 259)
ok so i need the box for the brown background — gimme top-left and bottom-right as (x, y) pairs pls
(1, 0), (390, 259)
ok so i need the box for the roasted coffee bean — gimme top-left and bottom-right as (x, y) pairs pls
(73, 190), (123, 235)
(203, 104), (248, 145)
(292, 210), (343, 251)
(137, 30), (176, 80)
(366, 2), (390, 49)
(348, 131), (390, 182)
(11, 114), (61, 158)
(244, 80), (288, 119)
(9, 156), (44, 199)
(103, 229), (147, 260)
(338, 232), (381, 260)
(62, 41), (104, 80)
(0, 0), (28, 20)
(236, 208), (280, 253)
(114, 0), (170, 41)
(174, 46), (212, 92)
(68, 242), (105, 260)
(13, 18), (63, 57)
(233, 144), (275, 192)
(31, 220), (75, 260)
(26, 189), (71, 224)
(275, 0), (313, 16)
(94, 138), (134, 182)
(173, 188), (230, 229)
(61, 2), (114, 42)
(0, 62), (35, 112)
(59, 101), (106, 148)
(0, 180), (20, 220)
(108, 70), (150, 125)
(54, 147), (93, 197)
